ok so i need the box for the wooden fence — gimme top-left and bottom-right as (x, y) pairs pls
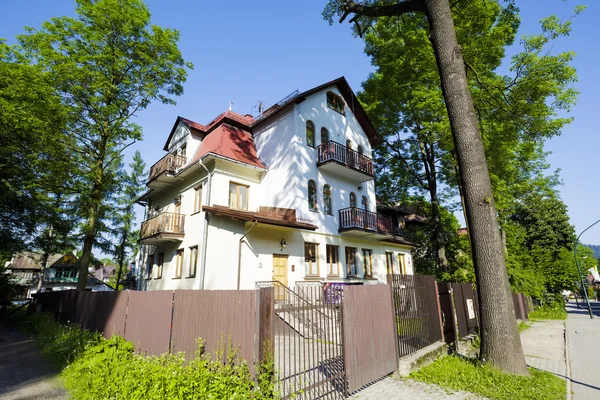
(437, 282), (531, 345)
(31, 289), (256, 370)
(342, 285), (398, 394)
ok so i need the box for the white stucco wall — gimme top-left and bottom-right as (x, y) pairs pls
(140, 84), (414, 291)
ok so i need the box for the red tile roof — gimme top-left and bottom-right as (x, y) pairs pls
(191, 123), (266, 169)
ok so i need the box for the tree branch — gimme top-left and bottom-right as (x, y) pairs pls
(339, 0), (425, 23)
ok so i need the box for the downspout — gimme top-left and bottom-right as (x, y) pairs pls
(237, 221), (259, 290)
(198, 159), (214, 290)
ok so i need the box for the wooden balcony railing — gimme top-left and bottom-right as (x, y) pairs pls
(339, 207), (392, 234)
(317, 140), (374, 176)
(140, 212), (185, 239)
(148, 153), (187, 182)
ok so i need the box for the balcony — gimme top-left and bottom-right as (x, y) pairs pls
(338, 207), (392, 238)
(140, 212), (185, 244)
(147, 153), (187, 189)
(317, 141), (374, 181)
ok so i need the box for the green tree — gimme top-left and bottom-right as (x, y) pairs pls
(322, 0), (582, 375)
(112, 151), (146, 290)
(19, 0), (192, 291)
(0, 41), (73, 260)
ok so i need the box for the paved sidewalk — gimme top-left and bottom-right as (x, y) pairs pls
(520, 319), (567, 379)
(0, 324), (69, 400)
(566, 301), (600, 400)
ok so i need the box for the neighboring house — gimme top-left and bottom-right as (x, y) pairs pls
(93, 264), (116, 283)
(377, 204), (428, 236)
(5, 252), (111, 296)
(136, 77), (415, 292)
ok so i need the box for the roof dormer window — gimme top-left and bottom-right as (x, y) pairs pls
(327, 91), (345, 116)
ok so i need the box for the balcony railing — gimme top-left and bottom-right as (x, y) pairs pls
(317, 140), (374, 176)
(148, 153), (187, 182)
(339, 207), (392, 234)
(140, 212), (185, 239)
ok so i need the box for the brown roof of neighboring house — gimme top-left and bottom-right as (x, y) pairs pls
(191, 123), (266, 169)
(203, 205), (318, 230)
(8, 252), (78, 270)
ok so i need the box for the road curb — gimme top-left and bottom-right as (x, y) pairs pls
(564, 319), (572, 400)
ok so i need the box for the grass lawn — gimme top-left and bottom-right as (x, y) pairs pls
(410, 356), (566, 400)
(529, 304), (567, 321)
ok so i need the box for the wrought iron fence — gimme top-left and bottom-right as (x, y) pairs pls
(256, 281), (345, 399)
(387, 274), (443, 357)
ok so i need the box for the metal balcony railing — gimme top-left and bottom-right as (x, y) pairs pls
(148, 153), (187, 182)
(317, 140), (374, 176)
(140, 212), (185, 239)
(339, 207), (392, 234)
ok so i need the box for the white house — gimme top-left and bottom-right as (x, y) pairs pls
(136, 77), (414, 292)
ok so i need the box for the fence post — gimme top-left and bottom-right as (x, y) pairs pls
(434, 281), (445, 343)
(386, 275), (401, 370)
(257, 287), (274, 366)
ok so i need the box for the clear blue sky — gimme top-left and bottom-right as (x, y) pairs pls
(3, 1), (599, 244)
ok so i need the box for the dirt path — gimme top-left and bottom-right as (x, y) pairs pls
(0, 325), (69, 400)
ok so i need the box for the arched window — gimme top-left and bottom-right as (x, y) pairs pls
(308, 180), (317, 211)
(361, 195), (368, 211)
(349, 192), (356, 208)
(321, 127), (329, 145)
(323, 185), (332, 215)
(306, 121), (315, 148)
(346, 139), (353, 150)
(327, 91), (345, 115)
(357, 145), (364, 155)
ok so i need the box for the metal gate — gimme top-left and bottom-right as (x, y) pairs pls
(257, 281), (345, 399)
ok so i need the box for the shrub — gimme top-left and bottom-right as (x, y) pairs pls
(24, 314), (276, 399)
(20, 313), (101, 367)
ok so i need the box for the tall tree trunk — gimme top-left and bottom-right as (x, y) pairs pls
(419, 137), (449, 270)
(424, 0), (528, 375)
(77, 167), (104, 291)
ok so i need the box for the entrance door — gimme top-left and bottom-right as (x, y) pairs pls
(272, 254), (288, 301)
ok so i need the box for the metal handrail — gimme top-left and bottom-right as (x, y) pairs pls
(338, 207), (392, 234)
(317, 140), (374, 176)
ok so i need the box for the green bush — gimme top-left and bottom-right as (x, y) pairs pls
(411, 355), (566, 400)
(24, 314), (276, 399)
(20, 313), (102, 367)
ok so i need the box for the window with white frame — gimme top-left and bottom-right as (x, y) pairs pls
(229, 182), (249, 211)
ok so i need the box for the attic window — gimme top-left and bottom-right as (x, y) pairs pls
(327, 91), (345, 115)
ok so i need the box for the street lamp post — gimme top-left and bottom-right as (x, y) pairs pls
(574, 219), (600, 319)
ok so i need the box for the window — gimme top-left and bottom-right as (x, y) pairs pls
(346, 139), (352, 150)
(174, 249), (184, 278)
(306, 120), (315, 147)
(146, 254), (154, 279)
(345, 247), (357, 277)
(357, 145), (364, 155)
(327, 91), (345, 115)
(323, 184), (332, 215)
(321, 127), (329, 144)
(178, 144), (187, 157)
(326, 245), (339, 276)
(363, 249), (373, 278)
(386, 252), (394, 275)
(189, 246), (198, 277)
(308, 180), (317, 211)
(398, 253), (407, 275)
(156, 253), (164, 279)
(349, 192), (357, 208)
(194, 185), (203, 213)
(361, 195), (368, 211)
(305, 243), (319, 276)
(229, 182), (249, 211)
(174, 196), (181, 215)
